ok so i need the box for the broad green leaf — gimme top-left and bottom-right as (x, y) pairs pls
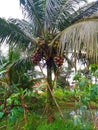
(0, 112), (4, 119)
(78, 81), (86, 88)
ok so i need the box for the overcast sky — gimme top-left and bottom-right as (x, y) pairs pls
(0, 0), (23, 19)
(0, 0), (97, 19)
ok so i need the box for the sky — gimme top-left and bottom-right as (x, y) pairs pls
(0, 0), (97, 19)
(0, 0), (23, 19)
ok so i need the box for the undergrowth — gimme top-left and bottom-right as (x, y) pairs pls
(0, 112), (94, 130)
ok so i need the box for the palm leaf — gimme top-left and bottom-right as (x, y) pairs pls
(59, 17), (98, 62)
(8, 56), (44, 86)
(0, 18), (37, 49)
(19, 0), (87, 35)
(71, 0), (98, 24)
(9, 18), (36, 41)
(45, 0), (87, 31)
(19, 0), (46, 35)
(9, 56), (33, 72)
(7, 56), (33, 85)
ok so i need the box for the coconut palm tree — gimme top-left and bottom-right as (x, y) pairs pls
(0, 0), (98, 123)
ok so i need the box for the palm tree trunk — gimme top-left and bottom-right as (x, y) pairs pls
(47, 59), (55, 123)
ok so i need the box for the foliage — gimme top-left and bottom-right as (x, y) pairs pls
(90, 64), (98, 73)
(0, 112), (94, 130)
(0, 79), (97, 129)
(8, 107), (24, 124)
(37, 119), (93, 130)
(90, 84), (98, 101)
(54, 88), (65, 100)
(0, 112), (4, 119)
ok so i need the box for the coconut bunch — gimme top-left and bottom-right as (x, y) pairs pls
(54, 56), (64, 67)
(31, 49), (43, 65)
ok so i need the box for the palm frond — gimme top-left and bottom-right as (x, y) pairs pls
(19, 0), (87, 35)
(45, 0), (87, 32)
(8, 56), (44, 86)
(9, 56), (33, 72)
(0, 18), (38, 50)
(71, 0), (98, 24)
(59, 17), (98, 62)
(0, 18), (29, 47)
(7, 56), (33, 84)
(19, 0), (46, 35)
(9, 18), (35, 41)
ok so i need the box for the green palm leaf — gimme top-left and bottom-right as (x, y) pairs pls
(0, 18), (37, 49)
(8, 57), (44, 86)
(0, 18), (29, 44)
(71, 0), (98, 23)
(19, 0), (46, 35)
(45, 0), (87, 31)
(19, 0), (87, 35)
(7, 56), (33, 85)
(9, 18), (35, 40)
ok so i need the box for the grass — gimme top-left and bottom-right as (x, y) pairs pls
(36, 118), (93, 130)
(0, 110), (94, 130)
